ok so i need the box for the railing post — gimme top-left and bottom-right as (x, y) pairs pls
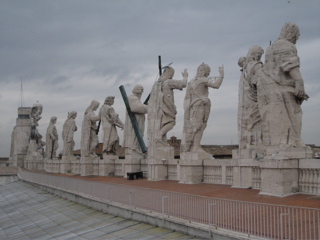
(208, 202), (216, 237)
(129, 190), (134, 207)
(162, 196), (169, 218)
(280, 212), (289, 240)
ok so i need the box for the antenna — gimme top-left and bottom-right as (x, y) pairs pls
(20, 78), (24, 107)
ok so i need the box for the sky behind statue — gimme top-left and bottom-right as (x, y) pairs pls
(0, 0), (319, 157)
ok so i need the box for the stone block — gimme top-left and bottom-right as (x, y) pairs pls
(259, 159), (299, 197)
(80, 155), (98, 176)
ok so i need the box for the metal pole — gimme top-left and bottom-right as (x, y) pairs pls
(119, 85), (147, 153)
(143, 55), (162, 105)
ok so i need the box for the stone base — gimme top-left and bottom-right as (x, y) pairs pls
(232, 159), (260, 188)
(60, 156), (76, 173)
(123, 151), (145, 177)
(26, 159), (44, 171)
(99, 154), (118, 176)
(147, 145), (173, 181)
(232, 147), (266, 160)
(71, 158), (80, 174)
(179, 150), (213, 184)
(264, 146), (313, 160)
(81, 155), (99, 176)
(259, 159), (299, 197)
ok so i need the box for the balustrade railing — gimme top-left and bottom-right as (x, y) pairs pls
(18, 168), (319, 240)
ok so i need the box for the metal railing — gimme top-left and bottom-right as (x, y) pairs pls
(18, 168), (319, 240)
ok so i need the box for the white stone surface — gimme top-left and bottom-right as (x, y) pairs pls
(238, 46), (264, 149)
(181, 63), (224, 155)
(62, 111), (77, 157)
(45, 116), (59, 159)
(147, 66), (187, 181)
(80, 100), (100, 157)
(257, 22), (308, 149)
(9, 107), (33, 167)
(99, 96), (124, 155)
(123, 85), (148, 155)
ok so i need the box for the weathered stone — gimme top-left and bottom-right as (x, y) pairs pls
(45, 116), (59, 159)
(62, 111), (77, 157)
(81, 100), (100, 157)
(99, 96), (124, 155)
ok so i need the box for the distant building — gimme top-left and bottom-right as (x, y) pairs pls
(73, 136), (320, 159)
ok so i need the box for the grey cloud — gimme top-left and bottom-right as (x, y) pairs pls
(1, 0), (320, 156)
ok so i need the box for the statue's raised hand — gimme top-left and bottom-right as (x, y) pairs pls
(182, 69), (188, 78)
(219, 65), (224, 78)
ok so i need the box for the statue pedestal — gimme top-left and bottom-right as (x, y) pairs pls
(259, 159), (299, 197)
(26, 140), (44, 170)
(148, 145), (174, 181)
(52, 159), (60, 173)
(259, 147), (312, 197)
(71, 158), (80, 174)
(179, 150), (213, 184)
(232, 158), (260, 189)
(99, 154), (118, 176)
(233, 147), (312, 197)
(60, 156), (76, 174)
(123, 151), (145, 177)
(81, 155), (99, 176)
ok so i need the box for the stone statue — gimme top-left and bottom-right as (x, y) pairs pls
(257, 22), (308, 148)
(181, 63), (224, 154)
(99, 96), (124, 155)
(148, 66), (188, 146)
(242, 46), (264, 148)
(81, 100), (100, 157)
(123, 85), (148, 154)
(30, 102), (45, 150)
(46, 116), (59, 159)
(62, 111), (78, 156)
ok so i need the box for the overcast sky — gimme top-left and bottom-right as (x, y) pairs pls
(1, 0), (319, 157)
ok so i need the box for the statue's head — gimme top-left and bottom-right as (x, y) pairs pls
(196, 63), (211, 78)
(68, 111), (77, 119)
(85, 100), (99, 114)
(159, 66), (174, 81)
(90, 100), (100, 110)
(104, 96), (115, 105)
(247, 46), (264, 62)
(50, 116), (57, 124)
(132, 84), (144, 94)
(238, 57), (246, 68)
(32, 101), (43, 115)
(280, 22), (300, 44)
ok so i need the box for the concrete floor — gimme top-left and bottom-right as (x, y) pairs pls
(0, 180), (196, 240)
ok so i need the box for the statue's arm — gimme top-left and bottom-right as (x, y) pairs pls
(171, 69), (188, 90)
(91, 114), (100, 122)
(129, 96), (148, 114)
(209, 65), (224, 89)
(289, 67), (305, 98)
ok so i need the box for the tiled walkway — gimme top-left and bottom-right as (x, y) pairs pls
(64, 173), (320, 209)
(0, 180), (196, 240)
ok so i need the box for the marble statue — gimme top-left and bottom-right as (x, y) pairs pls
(148, 66), (188, 146)
(242, 46), (264, 148)
(81, 100), (100, 157)
(257, 22), (308, 148)
(62, 111), (78, 156)
(123, 85), (148, 154)
(181, 63), (224, 153)
(30, 102), (45, 149)
(99, 96), (124, 155)
(46, 116), (59, 159)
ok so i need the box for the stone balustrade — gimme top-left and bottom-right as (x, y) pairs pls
(25, 155), (320, 196)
